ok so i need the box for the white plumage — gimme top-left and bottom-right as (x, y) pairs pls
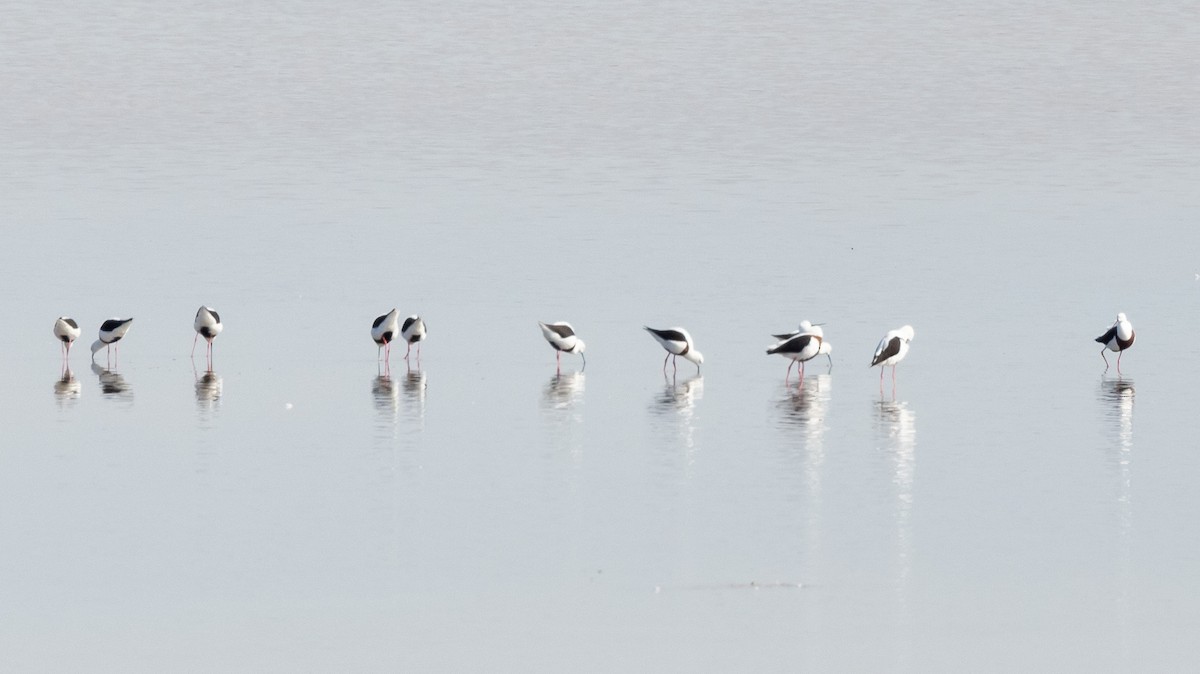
(767, 322), (832, 381)
(372, 309), (400, 361)
(53, 316), (81, 359)
(870, 324), (914, 387)
(192, 306), (223, 360)
(538, 321), (586, 370)
(644, 326), (704, 373)
(401, 315), (426, 360)
(90, 318), (134, 362)
(1095, 312), (1135, 374)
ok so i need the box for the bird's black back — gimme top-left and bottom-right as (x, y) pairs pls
(645, 327), (686, 342)
(871, 336), (902, 366)
(767, 334), (815, 356)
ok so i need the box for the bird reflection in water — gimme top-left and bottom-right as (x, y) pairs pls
(91, 362), (133, 399)
(542, 371), (585, 411)
(373, 371), (399, 414)
(402, 364), (427, 426)
(875, 396), (916, 665)
(779, 374), (832, 580)
(777, 374), (832, 434)
(651, 373), (704, 460)
(541, 372), (585, 462)
(1099, 376), (1134, 662)
(54, 367), (82, 409)
(1099, 377), (1135, 462)
(194, 366), (222, 412)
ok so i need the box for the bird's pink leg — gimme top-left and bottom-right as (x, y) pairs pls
(404, 343), (412, 360)
(1100, 348), (1109, 373)
(192, 333), (199, 357)
(663, 352), (670, 372)
(1117, 351), (1123, 376)
(785, 360), (793, 382)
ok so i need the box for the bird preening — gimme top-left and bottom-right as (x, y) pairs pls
(1096, 312), (1135, 375)
(870, 325), (914, 390)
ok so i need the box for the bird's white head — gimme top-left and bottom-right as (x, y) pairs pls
(818, 341), (833, 356)
(90, 339), (105, 355)
(1116, 312), (1128, 322)
(898, 325), (915, 342)
(575, 338), (587, 353)
(683, 349), (704, 366)
(798, 320), (813, 332)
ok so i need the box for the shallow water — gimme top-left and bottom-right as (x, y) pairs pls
(3, 1), (1200, 671)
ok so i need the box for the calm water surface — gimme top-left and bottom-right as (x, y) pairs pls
(2, 1), (1199, 671)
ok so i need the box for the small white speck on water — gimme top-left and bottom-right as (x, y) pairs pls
(285, 403), (293, 410)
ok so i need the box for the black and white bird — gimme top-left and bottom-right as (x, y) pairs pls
(1096, 312), (1135, 374)
(371, 309), (400, 361)
(53, 316), (81, 359)
(767, 323), (832, 381)
(91, 318), (134, 363)
(870, 325), (914, 386)
(644, 326), (704, 373)
(772, 319), (823, 341)
(192, 306), (223, 360)
(401, 315), (426, 360)
(538, 321), (587, 371)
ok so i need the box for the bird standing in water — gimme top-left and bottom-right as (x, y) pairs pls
(54, 316), (81, 360)
(1096, 312), (1135, 374)
(401, 315), (426, 360)
(193, 306), (223, 363)
(870, 325), (914, 389)
(372, 309), (400, 362)
(644, 326), (704, 374)
(91, 318), (134, 365)
(538, 321), (587, 371)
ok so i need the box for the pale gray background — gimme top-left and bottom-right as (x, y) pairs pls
(2, 1), (1198, 671)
